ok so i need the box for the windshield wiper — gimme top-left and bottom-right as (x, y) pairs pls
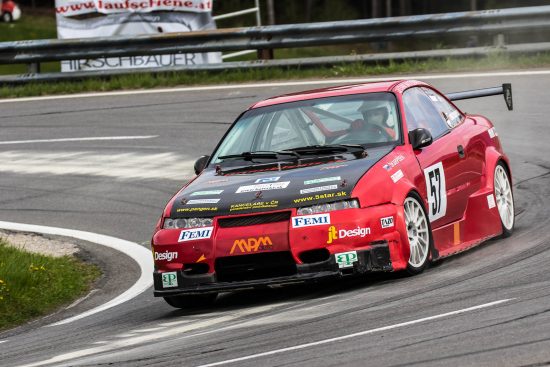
(219, 150), (301, 161)
(283, 144), (365, 155)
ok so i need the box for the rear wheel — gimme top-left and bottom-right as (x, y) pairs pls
(163, 293), (218, 309)
(494, 162), (514, 237)
(404, 192), (432, 275)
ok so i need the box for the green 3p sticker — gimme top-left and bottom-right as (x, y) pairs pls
(335, 251), (358, 268)
(162, 272), (178, 288)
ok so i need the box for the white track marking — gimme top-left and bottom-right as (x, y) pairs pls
(17, 303), (290, 367)
(17, 316), (235, 367)
(0, 221), (153, 327)
(0, 340), (7, 344)
(114, 333), (138, 338)
(196, 299), (514, 367)
(0, 151), (195, 180)
(1, 70), (549, 104)
(0, 135), (157, 145)
(65, 290), (99, 310)
(131, 327), (166, 333)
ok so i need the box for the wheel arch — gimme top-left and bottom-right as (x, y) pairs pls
(484, 147), (512, 192)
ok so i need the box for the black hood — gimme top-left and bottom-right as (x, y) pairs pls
(171, 146), (394, 217)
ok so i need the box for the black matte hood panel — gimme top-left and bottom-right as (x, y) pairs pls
(171, 146), (394, 217)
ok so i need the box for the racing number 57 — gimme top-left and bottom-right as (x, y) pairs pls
(423, 162), (447, 222)
(429, 169), (441, 215)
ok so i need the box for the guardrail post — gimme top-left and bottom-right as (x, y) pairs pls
(494, 34), (505, 48)
(257, 48), (274, 60)
(27, 62), (40, 74)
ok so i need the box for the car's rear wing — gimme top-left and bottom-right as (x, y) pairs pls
(446, 83), (513, 111)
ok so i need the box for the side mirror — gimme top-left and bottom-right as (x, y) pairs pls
(409, 128), (433, 150)
(194, 155), (210, 175)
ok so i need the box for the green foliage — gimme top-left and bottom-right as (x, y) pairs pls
(0, 13), (57, 42)
(0, 241), (101, 331)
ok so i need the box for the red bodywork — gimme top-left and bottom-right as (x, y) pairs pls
(1, 1), (20, 20)
(151, 80), (511, 295)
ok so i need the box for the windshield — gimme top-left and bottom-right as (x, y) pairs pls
(211, 92), (400, 164)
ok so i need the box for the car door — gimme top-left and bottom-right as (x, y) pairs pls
(403, 86), (470, 228)
(424, 87), (485, 210)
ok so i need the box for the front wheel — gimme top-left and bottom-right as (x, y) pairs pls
(404, 192), (433, 275)
(2, 12), (12, 22)
(494, 162), (514, 237)
(163, 293), (218, 309)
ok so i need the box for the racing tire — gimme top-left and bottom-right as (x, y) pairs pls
(494, 162), (514, 238)
(404, 192), (433, 275)
(2, 12), (12, 22)
(163, 293), (218, 309)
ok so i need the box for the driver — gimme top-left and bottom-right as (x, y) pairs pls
(359, 101), (397, 140)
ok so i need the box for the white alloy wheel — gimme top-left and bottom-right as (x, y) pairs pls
(404, 196), (430, 269)
(494, 164), (514, 232)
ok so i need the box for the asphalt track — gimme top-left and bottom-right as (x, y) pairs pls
(1, 71), (550, 366)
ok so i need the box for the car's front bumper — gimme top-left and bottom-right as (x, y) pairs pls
(153, 244), (392, 296)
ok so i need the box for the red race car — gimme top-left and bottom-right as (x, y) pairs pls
(1, 0), (21, 22)
(152, 80), (514, 308)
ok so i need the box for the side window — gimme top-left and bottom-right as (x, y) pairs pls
(403, 87), (449, 139)
(422, 87), (463, 128)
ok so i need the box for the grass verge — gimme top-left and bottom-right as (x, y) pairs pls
(0, 239), (101, 331)
(2, 52), (550, 99)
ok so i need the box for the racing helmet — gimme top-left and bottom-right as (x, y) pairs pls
(358, 100), (395, 128)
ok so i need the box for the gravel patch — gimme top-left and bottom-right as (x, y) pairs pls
(0, 230), (79, 258)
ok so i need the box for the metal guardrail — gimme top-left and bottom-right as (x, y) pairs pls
(1, 5), (550, 84)
(3, 42), (547, 85)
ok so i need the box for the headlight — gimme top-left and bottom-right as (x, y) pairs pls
(163, 217), (213, 229)
(297, 199), (359, 215)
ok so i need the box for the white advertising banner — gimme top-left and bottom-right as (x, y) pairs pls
(55, 0), (221, 72)
(56, 0), (212, 17)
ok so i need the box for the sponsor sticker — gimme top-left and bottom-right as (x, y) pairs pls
(230, 236), (273, 254)
(176, 207), (217, 213)
(487, 194), (496, 209)
(335, 251), (358, 269)
(383, 155), (405, 171)
(300, 184), (338, 194)
(448, 110), (460, 121)
(488, 127), (498, 138)
(186, 198), (220, 205)
(162, 272), (178, 288)
(236, 182), (290, 193)
(424, 162), (447, 222)
(206, 179), (228, 184)
(293, 190), (347, 204)
(391, 169), (404, 183)
(229, 200), (279, 212)
(381, 216), (394, 228)
(178, 227), (213, 242)
(292, 213), (331, 228)
(190, 190), (223, 196)
(154, 251), (178, 261)
(327, 225), (371, 244)
(304, 176), (341, 185)
(255, 176), (280, 184)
